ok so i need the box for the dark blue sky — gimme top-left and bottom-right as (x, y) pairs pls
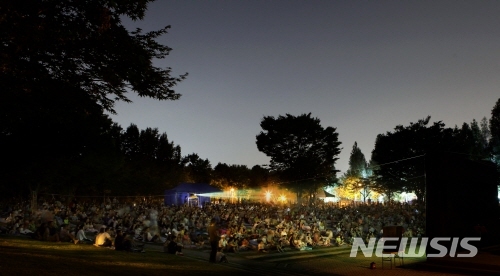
(110, 0), (500, 174)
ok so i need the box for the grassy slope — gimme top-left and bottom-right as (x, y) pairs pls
(0, 236), (240, 276)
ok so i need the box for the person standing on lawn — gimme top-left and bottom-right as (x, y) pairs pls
(208, 218), (219, 263)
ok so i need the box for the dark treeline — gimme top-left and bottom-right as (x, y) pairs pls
(340, 98), (500, 203)
(0, 111), (272, 199)
(1, 96), (498, 201)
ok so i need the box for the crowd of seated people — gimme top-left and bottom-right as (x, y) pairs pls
(0, 195), (425, 255)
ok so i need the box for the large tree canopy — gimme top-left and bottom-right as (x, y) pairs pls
(370, 115), (493, 202)
(371, 116), (455, 202)
(1, 0), (187, 114)
(211, 163), (251, 190)
(0, 1), (187, 198)
(182, 153), (212, 184)
(256, 113), (341, 199)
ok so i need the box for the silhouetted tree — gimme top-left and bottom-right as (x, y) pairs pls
(490, 98), (500, 169)
(0, 1), (186, 199)
(212, 163), (251, 190)
(1, 0), (187, 114)
(182, 154), (212, 183)
(249, 165), (273, 189)
(346, 142), (368, 177)
(371, 116), (454, 202)
(118, 125), (183, 195)
(340, 142), (373, 202)
(256, 113), (341, 202)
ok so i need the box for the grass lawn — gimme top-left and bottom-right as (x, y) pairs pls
(0, 236), (244, 276)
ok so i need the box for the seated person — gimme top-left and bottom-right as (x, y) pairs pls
(94, 227), (113, 247)
(218, 235), (228, 252)
(114, 229), (128, 251)
(182, 232), (192, 247)
(216, 248), (228, 263)
(322, 236), (331, 246)
(76, 224), (93, 243)
(27, 220), (37, 233)
(257, 237), (268, 253)
(318, 220), (325, 231)
(325, 229), (334, 240)
(194, 234), (205, 249)
(164, 236), (183, 255)
(239, 238), (251, 251)
(293, 234), (307, 250)
(189, 229), (198, 244)
(83, 219), (98, 233)
(279, 235), (290, 248)
(174, 233), (184, 249)
(312, 231), (321, 246)
(34, 222), (47, 240)
(336, 235), (345, 246)
(272, 235), (284, 252)
(142, 227), (162, 243)
(43, 221), (60, 242)
(300, 221), (311, 232)
(260, 235), (271, 249)
(249, 236), (259, 249)
(59, 224), (79, 244)
(305, 233), (314, 246)
(19, 220), (34, 235)
(226, 237), (239, 253)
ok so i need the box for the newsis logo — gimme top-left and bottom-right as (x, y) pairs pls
(350, 237), (481, 258)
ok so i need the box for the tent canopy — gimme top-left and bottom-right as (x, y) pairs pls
(164, 183), (222, 206)
(317, 189), (336, 198)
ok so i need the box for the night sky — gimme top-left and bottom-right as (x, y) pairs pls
(110, 0), (500, 174)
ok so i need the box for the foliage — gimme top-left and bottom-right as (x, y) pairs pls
(249, 165), (274, 188)
(346, 142), (368, 177)
(211, 163), (251, 189)
(117, 124), (184, 195)
(370, 115), (496, 202)
(490, 98), (500, 168)
(371, 116), (453, 202)
(1, 0), (187, 114)
(0, 1), (186, 199)
(339, 142), (374, 202)
(256, 113), (342, 200)
(182, 153), (212, 183)
(333, 185), (356, 200)
(452, 120), (490, 160)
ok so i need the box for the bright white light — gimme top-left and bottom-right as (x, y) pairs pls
(279, 194), (286, 203)
(378, 195), (384, 203)
(265, 191), (272, 202)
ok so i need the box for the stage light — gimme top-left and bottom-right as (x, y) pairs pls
(279, 194), (286, 203)
(265, 191), (272, 202)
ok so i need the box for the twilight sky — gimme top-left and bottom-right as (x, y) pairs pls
(110, 0), (500, 174)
